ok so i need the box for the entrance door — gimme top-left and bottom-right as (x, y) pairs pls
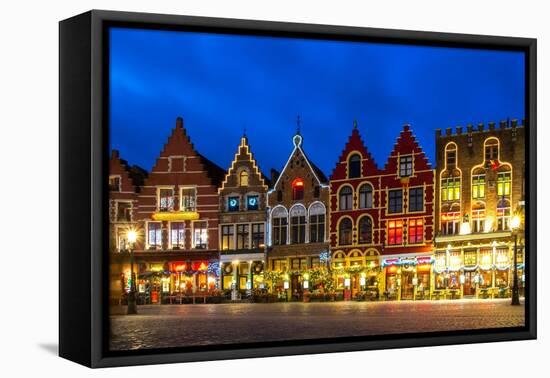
(463, 271), (476, 296)
(401, 271), (414, 300)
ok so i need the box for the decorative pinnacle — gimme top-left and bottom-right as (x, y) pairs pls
(296, 115), (301, 135)
(353, 119), (358, 129)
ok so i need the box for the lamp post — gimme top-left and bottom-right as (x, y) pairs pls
(127, 230), (138, 315)
(510, 215), (521, 306)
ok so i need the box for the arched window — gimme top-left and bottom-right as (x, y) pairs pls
(445, 143), (457, 167)
(290, 205), (306, 244)
(348, 154), (361, 178)
(497, 199), (511, 231)
(272, 207), (288, 246)
(484, 138), (499, 162)
(292, 178), (304, 200)
(309, 203), (325, 243)
(358, 217), (372, 244)
(472, 201), (486, 233)
(339, 186), (353, 210)
(339, 218), (353, 245)
(239, 170), (249, 186)
(358, 184), (373, 209)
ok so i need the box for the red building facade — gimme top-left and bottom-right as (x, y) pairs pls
(330, 124), (435, 300)
(132, 117), (225, 303)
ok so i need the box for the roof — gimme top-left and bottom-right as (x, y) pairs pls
(197, 153), (227, 187)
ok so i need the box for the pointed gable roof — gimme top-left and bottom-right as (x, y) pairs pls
(270, 132), (328, 191)
(110, 149), (147, 192)
(383, 124), (433, 172)
(219, 135), (268, 192)
(330, 123), (380, 180)
(149, 117), (225, 186)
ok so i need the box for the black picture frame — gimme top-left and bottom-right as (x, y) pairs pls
(59, 9), (537, 368)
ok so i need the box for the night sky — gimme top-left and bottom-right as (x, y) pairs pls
(109, 27), (525, 176)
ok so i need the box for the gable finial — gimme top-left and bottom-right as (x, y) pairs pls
(296, 115), (301, 135)
(243, 124), (247, 138)
(353, 119), (358, 129)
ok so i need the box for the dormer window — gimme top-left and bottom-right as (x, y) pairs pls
(292, 178), (304, 200)
(348, 154), (361, 178)
(239, 170), (249, 186)
(109, 175), (121, 191)
(399, 155), (413, 177)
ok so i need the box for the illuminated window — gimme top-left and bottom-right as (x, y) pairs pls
(348, 154), (361, 178)
(193, 221), (208, 249)
(472, 174), (486, 199)
(116, 202), (132, 222)
(170, 222), (185, 248)
(221, 225), (234, 250)
(399, 155), (413, 177)
(339, 186), (353, 210)
(358, 217), (372, 244)
(158, 188), (174, 212)
(272, 259), (287, 271)
(339, 218), (353, 245)
(464, 251), (477, 266)
(309, 203), (325, 243)
(445, 144), (457, 166)
(180, 187), (196, 211)
(290, 205), (306, 244)
(388, 189), (403, 214)
(247, 195), (259, 210)
(408, 219), (423, 244)
(441, 210), (460, 235)
(236, 224), (250, 249)
(408, 187), (423, 212)
(358, 184), (373, 209)
(497, 172), (511, 197)
(472, 202), (485, 233)
(147, 222), (162, 248)
(109, 176), (121, 191)
(291, 258), (307, 270)
(292, 178), (304, 200)
(441, 177), (460, 201)
(387, 220), (403, 245)
(485, 138), (499, 161)
(227, 196), (239, 212)
(239, 170), (249, 186)
(272, 207), (288, 246)
(311, 257), (321, 268)
(497, 199), (511, 231)
(251, 223), (264, 248)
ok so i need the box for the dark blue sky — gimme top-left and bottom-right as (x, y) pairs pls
(109, 27), (524, 175)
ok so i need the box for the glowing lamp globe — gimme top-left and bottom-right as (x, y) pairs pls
(127, 230), (138, 244)
(511, 215), (521, 230)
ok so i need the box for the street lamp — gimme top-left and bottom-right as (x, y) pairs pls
(127, 229), (138, 315)
(510, 215), (521, 306)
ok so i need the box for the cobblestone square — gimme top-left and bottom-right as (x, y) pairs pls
(109, 299), (525, 351)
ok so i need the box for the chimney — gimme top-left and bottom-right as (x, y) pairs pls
(456, 126), (463, 135)
(176, 116), (184, 129)
(111, 149), (119, 159)
(466, 124), (473, 133)
(445, 127), (452, 136)
(435, 129), (442, 138)
(521, 118), (526, 127)
(270, 169), (280, 186)
(403, 124), (410, 132)
(478, 123), (485, 132)
(511, 119), (518, 128)
(499, 120), (506, 129)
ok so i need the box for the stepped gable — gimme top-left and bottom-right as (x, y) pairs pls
(330, 123), (380, 180)
(382, 124), (433, 173)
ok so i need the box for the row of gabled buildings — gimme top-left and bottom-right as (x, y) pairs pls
(109, 116), (525, 303)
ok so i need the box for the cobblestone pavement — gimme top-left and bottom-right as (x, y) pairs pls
(109, 299), (525, 351)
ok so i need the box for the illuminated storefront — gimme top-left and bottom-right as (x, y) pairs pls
(381, 255), (433, 300)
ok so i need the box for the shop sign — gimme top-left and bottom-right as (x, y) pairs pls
(303, 280), (309, 289)
(283, 281), (289, 289)
(416, 256), (433, 265)
(172, 262), (187, 272)
(192, 261), (209, 271)
(150, 263), (164, 272)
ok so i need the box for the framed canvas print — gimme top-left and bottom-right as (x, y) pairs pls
(59, 10), (537, 368)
